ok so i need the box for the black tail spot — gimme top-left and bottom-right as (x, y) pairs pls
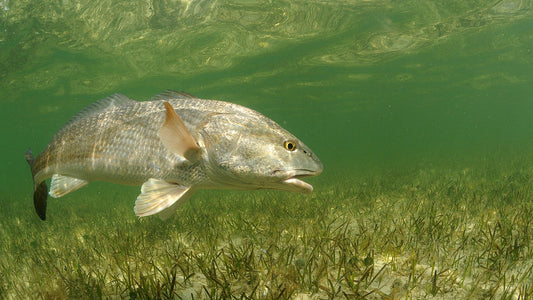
(34, 181), (48, 221)
(26, 148), (47, 220)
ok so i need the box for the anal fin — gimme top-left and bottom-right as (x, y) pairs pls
(50, 174), (89, 198)
(134, 178), (195, 219)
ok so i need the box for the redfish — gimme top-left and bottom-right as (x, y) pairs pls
(26, 91), (322, 220)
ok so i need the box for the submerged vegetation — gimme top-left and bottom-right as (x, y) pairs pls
(3, 158), (533, 299)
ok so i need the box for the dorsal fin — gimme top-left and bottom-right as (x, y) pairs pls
(150, 90), (199, 101)
(65, 94), (137, 126)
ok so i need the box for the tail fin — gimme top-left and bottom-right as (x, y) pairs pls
(25, 149), (48, 221)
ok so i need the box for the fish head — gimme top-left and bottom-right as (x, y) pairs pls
(203, 112), (323, 193)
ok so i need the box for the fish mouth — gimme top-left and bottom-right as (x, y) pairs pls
(273, 169), (321, 194)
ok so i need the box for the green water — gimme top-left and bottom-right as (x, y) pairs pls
(2, 0), (533, 189)
(2, 0), (533, 298)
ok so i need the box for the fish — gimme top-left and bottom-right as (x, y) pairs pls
(25, 90), (323, 220)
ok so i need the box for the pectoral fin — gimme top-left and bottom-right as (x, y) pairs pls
(159, 102), (201, 161)
(49, 174), (89, 198)
(134, 178), (195, 219)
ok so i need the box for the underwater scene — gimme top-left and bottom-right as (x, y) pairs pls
(2, 0), (533, 298)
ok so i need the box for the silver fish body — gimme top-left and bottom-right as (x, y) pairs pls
(26, 91), (323, 220)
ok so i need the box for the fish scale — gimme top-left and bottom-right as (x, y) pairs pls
(26, 90), (322, 220)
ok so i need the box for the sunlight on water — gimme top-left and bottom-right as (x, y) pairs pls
(1, 0), (532, 95)
(0, 1), (531, 186)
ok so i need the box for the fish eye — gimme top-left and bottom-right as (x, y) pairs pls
(284, 140), (297, 151)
